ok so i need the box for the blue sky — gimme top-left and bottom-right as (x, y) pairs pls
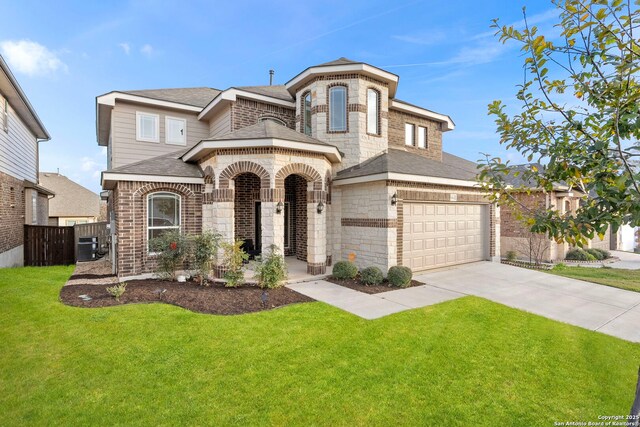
(0, 0), (560, 194)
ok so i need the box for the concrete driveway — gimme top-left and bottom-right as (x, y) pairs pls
(608, 250), (640, 270)
(415, 262), (640, 343)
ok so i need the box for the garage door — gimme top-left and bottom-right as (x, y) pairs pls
(403, 203), (487, 271)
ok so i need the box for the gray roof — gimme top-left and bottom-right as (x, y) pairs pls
(335, 149), (479, 181)
(315, 57), (360, 67)
(206, 120), (334, 147)
(120, 87), (221, 108)
(235, 85), (293, 102)
(502, 164), (544, 187)
(38, 173), (100, 217)
(108, 149), (203, 178)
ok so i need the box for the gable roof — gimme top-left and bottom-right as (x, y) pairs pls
(108, 149), (203, 178)
(205, 120), (333, 146)
(314, 57), (360, 67)
(38, 173), (100, 217)
(335, 149), (479, 182)
(119, 87), (221, 108)
(234, 85), (293, 102)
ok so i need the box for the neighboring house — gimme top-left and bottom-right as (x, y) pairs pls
(612, 225), (638, 252)
(97, 57), (500, 279)
(38, 172), (101, 226)
(500, 164), (610, 261)
(0, 55), (53, 268)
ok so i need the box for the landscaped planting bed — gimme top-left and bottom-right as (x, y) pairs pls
(61, 280), (312, 315)
(327, 277), (425, 294)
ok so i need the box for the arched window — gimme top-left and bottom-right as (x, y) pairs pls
(367, 88), (379, 135)
(259, 116), (286, 126)
(302, 92), (312, 136)
(147, 192), (181, 251)
(329, 86), (347, 132)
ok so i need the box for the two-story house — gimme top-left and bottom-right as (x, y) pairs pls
(0, 56), (53, 268)
(97, 58), (500, 279)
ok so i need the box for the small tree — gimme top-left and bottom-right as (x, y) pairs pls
(220, 240), (249, 288)
(149, 229), (190, 280)
(513, 229), (551, 265)
(479, 0), (640, 247)
(191, 230), (221, 286)
(253, 244), (288, 289)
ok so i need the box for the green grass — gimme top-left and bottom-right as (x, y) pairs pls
(549, 265), (640, 292)
(1, 266), (639, 426)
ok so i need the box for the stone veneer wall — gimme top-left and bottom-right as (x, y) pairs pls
(387, 109), (443, 161)
(114, 181), (202, 277)
(0, 171), (25, 265)
(231, 98), (296, 131)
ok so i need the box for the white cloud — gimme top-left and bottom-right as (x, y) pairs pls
(0, 40), (67, 76)
(80, 157), (99, 172)
(392, 30), (447, 46)
(118, 42), (131, 55)
(140, 44), (154, 57)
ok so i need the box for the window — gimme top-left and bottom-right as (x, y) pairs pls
(367, 89), (379, 135)
(66, 220), (77, 226)
(1, 96), (8, 133)
(302, 92), (312, 136)
(147, 192), (181, 251)
(136, 112), (159, 142)
(165, 116), (186, 145)
(31, 192), (37, 224)
(418, 126), (427, 149)
(259, 116), (286, 126)
(329, 86), (347, 132)
(405, 123), (415, 146)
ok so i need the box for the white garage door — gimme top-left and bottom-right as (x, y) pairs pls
(403, 203), (487, 272)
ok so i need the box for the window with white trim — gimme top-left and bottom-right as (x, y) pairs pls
(31, 192), (37, 224)
(405, 123), (415, 146)
(147, 192), (181, 251)
(329, 86), (347, 132)
(302, 92), (312, 136)
(136, 112), (159, 142)
(367, 88), (379, 135)
(166, 116), (186, 145)
(1, 96), (8, 133)
(418, 126), (427, 149)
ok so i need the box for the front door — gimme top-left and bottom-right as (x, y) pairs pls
(254, 202), (261, 254)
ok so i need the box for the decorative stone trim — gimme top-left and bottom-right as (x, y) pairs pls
(307, 190), (327, 203)
(307, 262), (326, 275)
(397, 189), (487, 203)
(387, 180), (486, 194)
(275, 163), (323, 190)
(201, 148), (327, 162)
(218, 161), (270, 189)
(366, 86), (382, 138)
(396, 201), (404, 265)
(326, 83), (349, 134)
(207, 188), (234, 203)
(260, 188), (285, 202)
(212, 265), (228, 278)
(308, 73), (389, 87)
(341, 218), (397, 228)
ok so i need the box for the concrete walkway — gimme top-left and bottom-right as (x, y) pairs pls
(287, 280), (462, 320)
(607, 250), (640, 270)
(415, 262), (640, 343)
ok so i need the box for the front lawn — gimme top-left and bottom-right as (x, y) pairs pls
(1, 266), (638, 425)
(549, 265), (640, 292)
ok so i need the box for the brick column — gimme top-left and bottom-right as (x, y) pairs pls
(307, 189), (327, 274)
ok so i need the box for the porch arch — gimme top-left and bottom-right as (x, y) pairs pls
(275, 163), (323, 190)
(218, 161), (270, 189)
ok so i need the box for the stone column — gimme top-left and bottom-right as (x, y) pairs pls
(210, 189), (234, 277)
(307, 188), (327, 274)
(260, 188), (285, 255)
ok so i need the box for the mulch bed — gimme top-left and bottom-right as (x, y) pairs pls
(60, 280), (313, 315)
(326, 277), (425, 294)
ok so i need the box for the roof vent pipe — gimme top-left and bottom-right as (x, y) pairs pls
(269, 69), (274, 86)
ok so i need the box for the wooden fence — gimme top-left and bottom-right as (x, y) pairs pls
(23, 222), (109, 266)
(24, 225), (75, 266)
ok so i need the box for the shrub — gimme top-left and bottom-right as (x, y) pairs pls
(332, 261), (358, 280)
(149, 230), (190, 280)
(191, 230), (221, 286)
(387, 266), (412, 288)
(585, 248), (605, 260)
(360, 266), (384, 285)
(221, 240), (249, 287)
(592, 248), (610, 259)
(506, 250), (517, 262)
(253, 245), (288, 289)
(565, 248), (596, 261)
(106, 282), (127, 301)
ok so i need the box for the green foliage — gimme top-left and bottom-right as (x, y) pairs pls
(479, 0), (640, 246)
(360, 266), (384, 286)
(387, 266), (412, 288)
(592, 248), (610, 259)
(253, 245), (288, 289)
(149, 230), (190, 280)
(332, 261), (358, 280)
(191, 230), (221, 286)
(506, 250), (518, 262)
(220, 240), (249, 287)
(584, 248), (605, 260)
(553, 263), (567, 271)
(106, 282), (127, 301)
(566, 248), (596, 261)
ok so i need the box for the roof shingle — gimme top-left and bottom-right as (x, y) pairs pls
(206, 120), (335, 147)
(108, 149), (203, 178)
(120, 87), (221, 108)
(38, 173), (101, 217)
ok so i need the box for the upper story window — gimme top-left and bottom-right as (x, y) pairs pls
(136, 112), (159, 143)
(405, 123), (415, 146)
(259, 116), (286, 126)
(147, 192), (181, 252)
(329, 86), (347, 132)
(302, 92), (312, 136)
(418, 126), (427, 149)
(1, 96), (8, 133)
(367, 88), (379, 135)
(166, 116), (186, 145)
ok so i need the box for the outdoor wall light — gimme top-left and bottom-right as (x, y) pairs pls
(391, 193), (398, 206)
(317, 201), (325, 214)
(275, 201), (284, 214)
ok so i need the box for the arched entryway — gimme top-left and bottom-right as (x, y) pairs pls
(234, 172), (261, 256)
(284, 174), (308, 261)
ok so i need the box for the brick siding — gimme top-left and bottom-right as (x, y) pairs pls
(285, 174), (307, 261)
(388, 109), (443, 161)
(231, 98), (295, 131)
(0, 171), (25, 254)
(234, 173), (260, 245)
